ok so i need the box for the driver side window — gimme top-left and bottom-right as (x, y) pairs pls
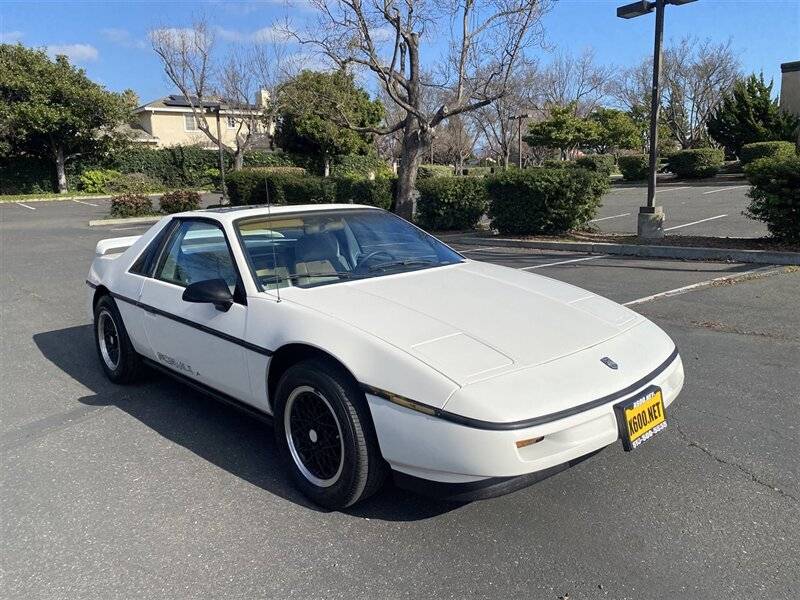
(155, 220), (238, 290)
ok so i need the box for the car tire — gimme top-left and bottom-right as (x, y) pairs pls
(93, 295), (143, 384)
(274, 358), (386, 509)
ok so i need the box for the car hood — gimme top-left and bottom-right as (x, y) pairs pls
(282, 260), (644, 385)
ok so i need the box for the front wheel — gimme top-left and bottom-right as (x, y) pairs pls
(274, 359), (386, 509)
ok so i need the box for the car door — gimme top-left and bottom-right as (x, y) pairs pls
(139, 218), (253, 401)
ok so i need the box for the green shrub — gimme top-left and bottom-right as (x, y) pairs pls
(331, 155), (393, 179)
(618, 155), (650, 181)
(739, 141), (796, 166)
(106, 172), (162, 194)
(78, 169), (121, 193)
(110, 193), (153, 218)
(486, 168), (605, 235)
(226, 169), (336, 206)
(334, 176), (394, 209)
(744, 155), (800, 242)
(666, 148), (724, 178)
(461, 166), (495, 177)
(575, 154), (615, 177)
(418, 164), (454, 179)
(416, 178), (489, 231)
(243, 151), (298, 168)
(159, 190), (201, 214)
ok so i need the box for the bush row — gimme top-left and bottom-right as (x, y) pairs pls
(744, 155), (800, 243)
(228, 165), (610, 235)
(109, 190), (201, 218)
(225, 169), (394, 210)
(666, 148), (725, 178)
(0, 147), (391, 195)
(739, 141), (796, 166)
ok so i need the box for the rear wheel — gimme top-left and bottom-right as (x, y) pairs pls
(93, 295), (142, 384)
(274, 359), (386, 509)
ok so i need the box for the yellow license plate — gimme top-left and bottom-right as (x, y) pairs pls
(615, 387), (667, 451)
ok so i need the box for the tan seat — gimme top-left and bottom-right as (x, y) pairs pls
(293, 232), (349, 286)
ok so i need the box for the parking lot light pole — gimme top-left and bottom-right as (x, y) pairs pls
(213, 104), (228, 205)
(617, 0), (697, 238)
(509, 113), (532, 169)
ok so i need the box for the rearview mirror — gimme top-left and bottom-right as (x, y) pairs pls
(182, 279), (234, 312)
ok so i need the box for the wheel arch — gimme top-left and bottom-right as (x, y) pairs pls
(267, 343), (361, 412)
(92, 284), (111, 309)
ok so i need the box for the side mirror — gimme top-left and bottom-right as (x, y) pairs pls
(182, 279), (234, 312)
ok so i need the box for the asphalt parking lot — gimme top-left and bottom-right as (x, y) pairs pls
(2, 199), (798, 599)
(594, 179), (765, 238)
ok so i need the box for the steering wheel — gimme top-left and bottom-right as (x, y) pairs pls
(355, 250), (394, 271)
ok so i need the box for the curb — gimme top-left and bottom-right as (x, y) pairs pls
(88, 216), (162, 227)
(454, 237), (800, 266)
(1, 190), (214, 204)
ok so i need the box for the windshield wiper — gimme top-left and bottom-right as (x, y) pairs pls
(260, 271), (357, 284)
(367, 258), (437, 272)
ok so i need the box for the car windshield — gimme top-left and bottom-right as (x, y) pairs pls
(235, 209), (464, 290)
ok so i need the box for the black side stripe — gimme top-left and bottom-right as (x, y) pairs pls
(86, 280), (272, 356)
(361, 346), (680, 431)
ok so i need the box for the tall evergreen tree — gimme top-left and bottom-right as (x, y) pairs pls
(707, 73), (799, 158)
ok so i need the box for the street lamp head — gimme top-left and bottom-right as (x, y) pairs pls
(617, 0), (654, 18)
(667, 0), (698, 5)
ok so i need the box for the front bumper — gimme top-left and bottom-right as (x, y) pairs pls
(365, 352), (684, 488)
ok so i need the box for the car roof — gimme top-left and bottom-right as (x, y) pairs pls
(177, 203), (383, 225)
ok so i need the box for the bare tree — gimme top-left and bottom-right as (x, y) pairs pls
(287, 0), (552, 218)
(662, 37), (740, 149)
(541, 49), (614, 116)
(472, 62), (541, 168)
(150, 18), (267, 169)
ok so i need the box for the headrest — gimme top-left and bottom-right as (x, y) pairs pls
(295, 232), (340, 263)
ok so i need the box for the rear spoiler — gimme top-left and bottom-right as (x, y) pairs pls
(95, 235), (141, 257)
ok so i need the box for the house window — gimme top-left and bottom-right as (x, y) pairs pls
(227, 116), (237, 129)
(184, 114), (201, 131)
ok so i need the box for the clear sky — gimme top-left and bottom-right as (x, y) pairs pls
(1, 0), (798, 103)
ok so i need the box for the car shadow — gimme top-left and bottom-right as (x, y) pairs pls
(33, 324), (463, 522)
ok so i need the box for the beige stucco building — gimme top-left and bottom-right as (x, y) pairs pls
(780, 61), (800, 117)
(130, 91), (273, 149)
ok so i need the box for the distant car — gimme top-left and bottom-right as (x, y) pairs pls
(86, 204), (684, 508)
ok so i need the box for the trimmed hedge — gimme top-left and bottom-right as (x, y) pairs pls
(575, 154), (615, 177)
(739, 141), (796, 166)
(486, 168), (606, 235)
(416, 178), (489, 231)
(666, 148), (724, 178)
(330, 154), (393, 179)
(110, 193), (153, 218)
(226, 169), (395, 207)
(159, 190), (201, 214)
(105, 172), (162, 194)
(618, 155), (649, 181)
(744, 155), (800, 242)
(334, 176), (394, 209)
(418, 164), (454, 179)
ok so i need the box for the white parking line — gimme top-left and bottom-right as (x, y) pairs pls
(702, 185), (749, 195)
(459, 246), (501, 253)
(590, 213), (630, 223)
(72, 199), (99, 207)
(623, 266), (780, 306)
(664, 214), (727, 231)
(110, 225), (151, 231)
(15, 202), (36, 210)
(520, 254), (607, 270)
(656, 186), (690, 193)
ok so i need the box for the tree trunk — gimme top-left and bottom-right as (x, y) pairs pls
(502, 148), (510, 170)
(233, 150), (244, 171)
(324, 157), (331, 178)
(395, 123), (425, 221)
(55, 146), (68, 194)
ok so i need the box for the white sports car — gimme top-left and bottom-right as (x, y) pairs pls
(87, 204), (684, 508)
